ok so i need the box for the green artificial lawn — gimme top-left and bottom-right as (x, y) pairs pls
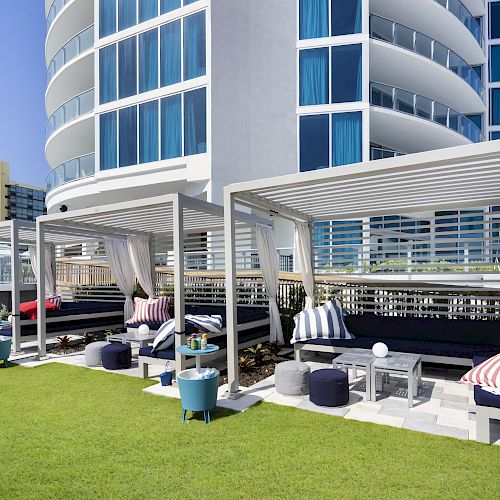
(1, 363), (499, 500)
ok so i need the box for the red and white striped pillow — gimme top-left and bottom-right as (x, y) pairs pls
(47, 294), (62, 309)
(460, 353), (500, 394)
(126, 296), (171, 325)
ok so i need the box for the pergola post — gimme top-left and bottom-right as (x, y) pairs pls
(150, 235), (156, 297)
(173, 195), (186, 376)
(308, 222), (315, 308)
(224, 191), (239, 397)
(10, 220), (21, 353)
(36, 220), (47, 359)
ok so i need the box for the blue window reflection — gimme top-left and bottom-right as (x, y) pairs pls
(331, 112), (362, 166)
(491, 88), (500, 125)
(119, 106), (137, 167)
(139, 29), (159, 93)
(184, 11), (206, 80)
(299, 0), (328, 40)
(299, 114), (329, 171)
(139, 0), (158, 23)
(331, 44), (362, 103)
(331, 0), (361, 36)
(161, 94), (182, 160)
(119, 37), (137, 99)
(139, 101), (159, 163)
(118, 0), (136, 31)
(184, 88), (207, 155)
(161, 0), (181, 14)
(99, 0), (116, 38)
(161, 21), (181, 87)
(491, 45), (500, 82)
(299, 48), (329, 106)
(99, 45), (116, 104)
(100, 112), (117, 170)
(491, 2), (500, 39)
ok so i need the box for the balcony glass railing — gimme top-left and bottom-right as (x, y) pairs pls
(47, 0), (72, 31)
(47, 153), (95, 192)
(370, 147), (405, 160)
(47, 25), (94, 85)
(370, 82), (484, 143)
(46, 88), (94, 139)
(370, 15), (484, 101)
(434, 0), (483, 46)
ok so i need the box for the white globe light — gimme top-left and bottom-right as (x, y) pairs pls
(138, 324), (150, 336)
(372, 342), (388, 358)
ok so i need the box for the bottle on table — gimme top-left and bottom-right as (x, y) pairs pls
(201, 334), (208, 350)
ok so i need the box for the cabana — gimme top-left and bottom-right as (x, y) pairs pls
(0, 220), (124, 352)
(36, 193), (272, 372)
(224, 141), (500, 396)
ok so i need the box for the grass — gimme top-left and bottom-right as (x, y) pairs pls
(1, 363), (499, 500)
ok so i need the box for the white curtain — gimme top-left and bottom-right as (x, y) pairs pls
(128, 236), (155, 298)
(255, 224), (284, 344)
(104, 238), (136, 322)
(294, 222), (315, 309)
(29, 245), (56, 296)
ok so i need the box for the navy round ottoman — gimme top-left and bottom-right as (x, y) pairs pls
(101, 343), (132, 370)
(309, 369), (349, 407)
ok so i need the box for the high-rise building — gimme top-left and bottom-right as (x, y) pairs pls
(0, 161), (47, 222)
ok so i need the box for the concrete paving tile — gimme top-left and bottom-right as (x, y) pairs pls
(436, 415), (475, 435)
(347, 401), (381, 414)
(379, 407), (437, 425)
(264, 391), (305, 408)
(403, 421), (468, 440)
(297, 399), (349, 417)
(344, 411), (404, 428)
(439, 393), (469, 403)
(442, 382), (469, 396)
(440, 399), (475, 412)
(424, 406), (469, 421)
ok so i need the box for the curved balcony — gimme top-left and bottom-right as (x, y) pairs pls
(370, 147), (405, 160)
(47, 25), (93, 85)
(46, 88), (94, 140)
(434, 0), (483, 46)
(46, 0), (72, 32)
(47, 153), (95, 192)
(370, 15), (484, 102)
(370, 82), (484, 144)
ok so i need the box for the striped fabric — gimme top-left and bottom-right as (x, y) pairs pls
(152, 314), (223, 353)
(291, 299), (352, 344)
(47, 294), (62, 309)
(126, 296), (171, 325)
(461, 353), (500, 395)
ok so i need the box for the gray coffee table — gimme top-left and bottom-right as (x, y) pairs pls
(370, 352), (422, 408)
(332, 348), (377, 401)
(107, 331), (157, 349)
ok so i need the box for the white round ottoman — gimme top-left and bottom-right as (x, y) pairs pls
(84, 341), (111, 367)
(275, 360), (310, 396)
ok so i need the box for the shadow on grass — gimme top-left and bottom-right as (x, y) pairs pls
(183, 400), (264, 424)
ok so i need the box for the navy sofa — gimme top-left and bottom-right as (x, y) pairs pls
(294, 314), (500, 366)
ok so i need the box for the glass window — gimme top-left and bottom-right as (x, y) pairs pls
(299, 0), (328, 40)
(100, 112), (117, 170)
(99, 0), (116, 38)
(139, 101), (159, 163)
(184, 0), (198, 5)
(119, 106), (137, 167)
(331, 44), (362, 103)
(99, 45), (116, 104)
(139, 0), (158, 23)
(118, 0), (136, 31)
(331, 0), (361, 36)
(491, 1), (500, 39)
(299, 48), (329, 106)
(119, 37), (137, 99)
(491, 131), (500, 140)
(465, 114), (482, 130)
(139, 29), (159, 93)
(184, 11), (206, 80)
(491, 88), (500, 125)
(161, 0), (181, 14)
(161, 21), (181, 87)
(491, 45), (500, 82)
(184, 87), (207, 155)
(299, 114), (329, 171)
(161, 94), (182, 159)
(331, 112), (362, 167)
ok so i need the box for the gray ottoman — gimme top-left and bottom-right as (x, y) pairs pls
(275, 361), (310, 396)
(84, 341), (110, 367)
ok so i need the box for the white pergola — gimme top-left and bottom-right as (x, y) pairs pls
(36, 193), (271, 366)
(224, 141), (500, 396)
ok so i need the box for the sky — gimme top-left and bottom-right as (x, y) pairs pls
(0, 2), (48, 187)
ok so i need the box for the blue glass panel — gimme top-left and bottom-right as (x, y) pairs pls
(139, 0), (158, 23)
(491, 88), (500, 125)
(100, 112), (117, 170)
(184, 87), (207, 156)
(161, 94), (182, 160)
(299, 0), (328, 40)
(139, 101), (159, 163)
(491, 2), (500, 39)
(184, 11), (206, 80)
(118, 0), (136, 30)
(299, 114), (329, 171)
(331, 112), (362, 167)
(472, 65), (482, 79)
(99, 0), (116, 38)
(184, 0), (198, 5)
(119, 106), (137, 167)
(331, 0), (361, 35)
(99, 45), (116, 104)
(465, 114), (482, 130)
(119, 37), (137, 99)
(331, 44), (362, 103)
(161, 0), (181, 13)
(160, 21), (181, 86)
(139, 29), (159, 93)
(299, 48), (328, 106)
(491, 131), (500, 140)
(491, 45), (500, 82)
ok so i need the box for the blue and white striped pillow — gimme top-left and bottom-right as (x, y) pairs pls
(152, 319), (176, 352)
(291, 300), (353, 344)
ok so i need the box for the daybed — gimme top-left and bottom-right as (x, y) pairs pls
(294, 313), (500, 367)
(472, 353), (500, 444)
(138, 305), (269, 378)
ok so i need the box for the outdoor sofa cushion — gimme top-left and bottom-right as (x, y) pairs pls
(20, 299), (60, 320)
(139, 346), (175, 361)
(473, 354), (500, 409)
(461, 353), (500, 393)
(126, 296), (171, 325)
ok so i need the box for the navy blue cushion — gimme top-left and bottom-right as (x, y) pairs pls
(309, 368), (349, 407)
(101, 343), (132, 370)
(139, 346), (175, 360)
(472, 353), (500, 409)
